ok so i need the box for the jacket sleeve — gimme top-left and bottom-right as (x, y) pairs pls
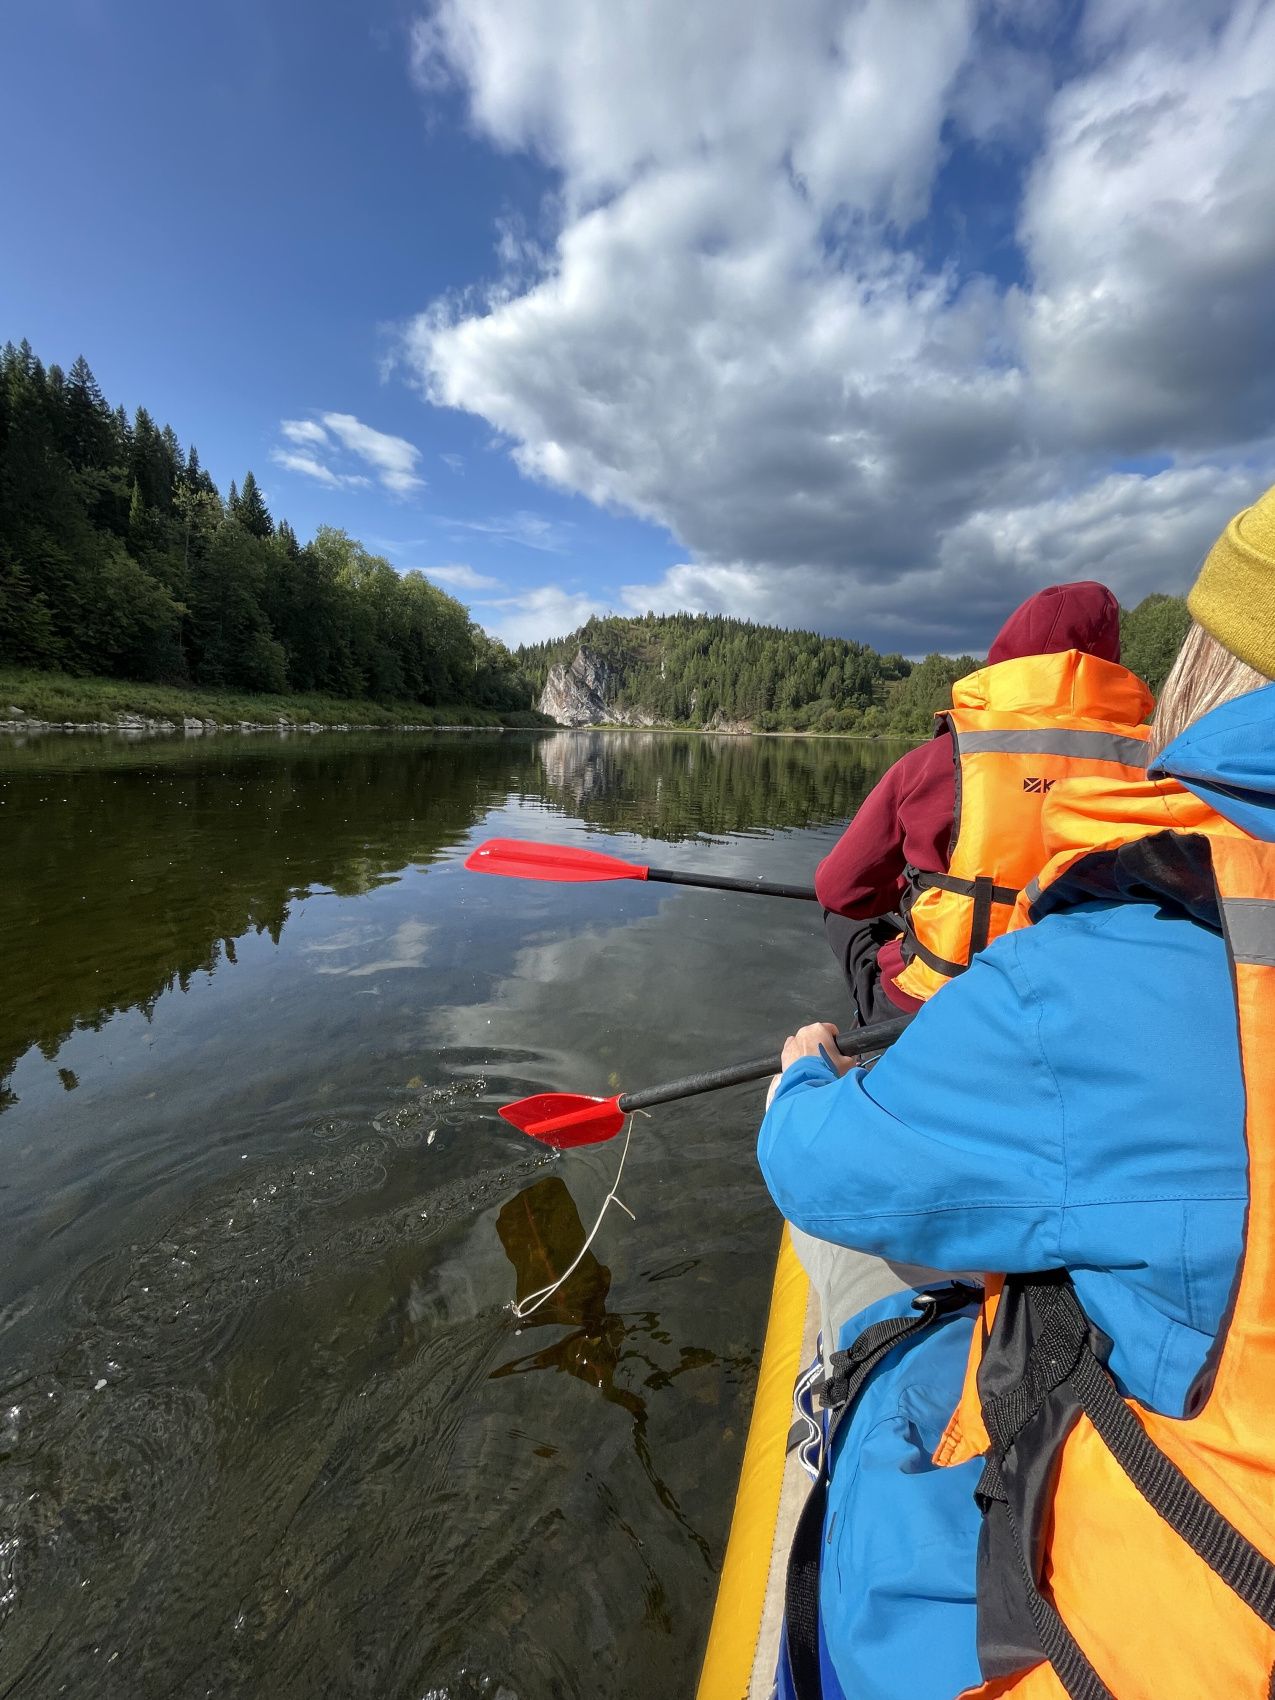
(757, 937), (1066, 1273)
(813, 737), (953, 916)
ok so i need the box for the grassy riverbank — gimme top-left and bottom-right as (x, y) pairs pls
(0, 668), (557, 730)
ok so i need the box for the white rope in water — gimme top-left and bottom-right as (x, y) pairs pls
(510, 1115), (640, 1321)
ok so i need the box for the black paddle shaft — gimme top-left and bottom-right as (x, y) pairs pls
(616, 1014), (913, 1114)
(645, 867), (818, 901)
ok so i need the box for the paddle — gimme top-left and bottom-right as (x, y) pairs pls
(499, 1013), (912, 1147)
(465, 837), (818, 902)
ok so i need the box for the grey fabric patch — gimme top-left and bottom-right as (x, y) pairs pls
(1222, 896), (1275, 966)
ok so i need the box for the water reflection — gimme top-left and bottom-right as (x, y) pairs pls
(1, 730), (908, 1104)
(532, 729), (909, 840)
(0, 734), (540, 1100)
(494, 1176), (730, 1565)
(0, 728), (900, 1700)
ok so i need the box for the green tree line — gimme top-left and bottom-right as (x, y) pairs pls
(518, 612), (914, 732)
(0, 339), (531, 710)
(518, 598), (1188, 735)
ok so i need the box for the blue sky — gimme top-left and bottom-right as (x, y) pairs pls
(1, 0), (674, 642)
(4, 0), (1274, 652)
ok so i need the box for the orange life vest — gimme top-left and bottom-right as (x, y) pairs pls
(893, 651), (1152, 1002)
(934, 788), (1275, 1700)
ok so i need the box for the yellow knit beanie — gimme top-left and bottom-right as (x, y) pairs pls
(1189, 482), (1275, 678)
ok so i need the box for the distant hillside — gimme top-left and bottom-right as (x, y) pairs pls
(517, 599), (1187, 735)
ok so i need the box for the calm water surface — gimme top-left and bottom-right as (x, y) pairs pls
(0, 730), (904, 1700)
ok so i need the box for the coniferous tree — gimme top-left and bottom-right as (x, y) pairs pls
(65, 356), (114, 473)
(234, 470), (273, 539)
(7, 334), (1188, 728)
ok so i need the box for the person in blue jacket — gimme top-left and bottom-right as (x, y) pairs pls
(757, 492), (1275, 1700)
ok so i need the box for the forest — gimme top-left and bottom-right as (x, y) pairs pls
(0, 339), (532, 712)
(0, 337), (1191, 733)
(517, 596), (1188, 735)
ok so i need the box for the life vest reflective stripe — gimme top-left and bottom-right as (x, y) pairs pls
(953, 729), (1150, 765)
(937, 816), (1275, 1700)
(894, 652), (1152, 1003)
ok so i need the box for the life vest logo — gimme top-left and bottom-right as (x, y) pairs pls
(1022, 777), (1056, 794)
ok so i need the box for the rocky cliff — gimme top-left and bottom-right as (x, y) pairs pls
(537, 648), (659, 727)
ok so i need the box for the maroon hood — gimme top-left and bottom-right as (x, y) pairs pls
(986, 581), (1121, 666)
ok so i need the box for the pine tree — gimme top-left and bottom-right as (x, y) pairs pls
(235, 469), (273, 539)
(66, 356), (113, 471)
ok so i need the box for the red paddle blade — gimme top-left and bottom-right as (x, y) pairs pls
(465, 838), (648, 885)
(499, 1092), (627, 1147)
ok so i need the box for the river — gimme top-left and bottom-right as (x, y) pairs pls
(0, 729), (906, 1700)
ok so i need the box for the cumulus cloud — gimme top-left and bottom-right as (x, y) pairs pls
(474, 582), (610, 649)
(270, 412), (426, 499)
(401, 0), (1275, 650)
(1017, 1), (1275, 453)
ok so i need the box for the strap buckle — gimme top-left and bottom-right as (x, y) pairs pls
(911, 1280), (984, 1320)
(820, 1282), (983, 1411)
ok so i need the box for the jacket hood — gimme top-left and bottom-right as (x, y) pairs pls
(1151, 683), (1275, 842)
(987, 582), (1122, 666)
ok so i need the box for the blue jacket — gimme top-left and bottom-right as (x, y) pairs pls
(759, 685), (1275, 1700)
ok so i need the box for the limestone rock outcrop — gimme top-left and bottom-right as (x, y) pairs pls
(537, 648), (658, 727)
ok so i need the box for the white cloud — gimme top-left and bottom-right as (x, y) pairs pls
(448, 510), (572, 552)
(280, 418), (330, 449)
(474, 582), (611, 648)
(621, 465), (1254, 653)
(269, 448), (370, 490)
(401, 0), (1275, 650)
(440, 452), (465, 471)
(270, 413), (427, 501)
(1017, 1), (1275, 453)
(319, 412), (426, 497)
(424, 562), (504, 591)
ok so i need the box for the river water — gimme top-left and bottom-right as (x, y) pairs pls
(0, 729), (904, 1700)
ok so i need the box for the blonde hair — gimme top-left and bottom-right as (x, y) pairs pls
(1148, 620), (1271, 762)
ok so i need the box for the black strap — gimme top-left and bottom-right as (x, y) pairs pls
(982, 1276), (1275, 1699)
(902, 870), (1021, 984)
(976, 1452), (1115, 1700)
(968, 876), (997, 957)
(915, 870), (1020, 907)
(784, 1283), (982, 1699)
(902, 932), (969, 981)
(1070, 1343), (1275, 1629)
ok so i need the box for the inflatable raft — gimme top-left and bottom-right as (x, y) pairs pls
(696, 1226), (819, 1700)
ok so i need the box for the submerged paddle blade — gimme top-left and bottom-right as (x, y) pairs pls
(499, 1092), (627, 1147)
(465, 838), (648, 885)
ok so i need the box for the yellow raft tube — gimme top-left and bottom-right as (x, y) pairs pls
(696, 1226), (818, 1700)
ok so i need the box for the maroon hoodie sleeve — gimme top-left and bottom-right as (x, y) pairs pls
(814, 735), (957, 916)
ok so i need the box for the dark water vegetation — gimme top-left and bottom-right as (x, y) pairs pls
(0, 728), (901, 1699)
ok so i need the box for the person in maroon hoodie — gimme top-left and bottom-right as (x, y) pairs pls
(818, 582), (1130, 1021)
